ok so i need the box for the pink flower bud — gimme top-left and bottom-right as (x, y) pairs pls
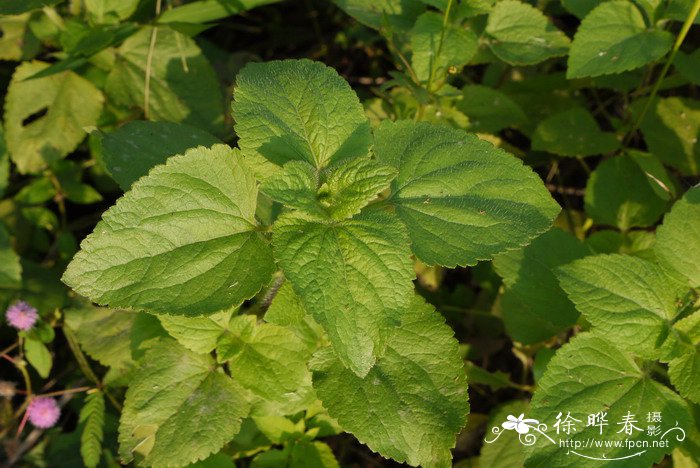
(5, 301), (39, 331)
(27, 397), (60, 429)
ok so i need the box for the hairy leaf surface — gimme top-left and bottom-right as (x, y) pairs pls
(374, 120), (559, 267)
(233, 60), (371, 178)
(63, 145), (275, 315)
(311, 296), (469, 468)
(527, 334), (692, 467)
(119, 340), (250, 466)
(273, 210), (414, 377)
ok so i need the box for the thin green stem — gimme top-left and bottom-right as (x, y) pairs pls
(426, 0), (455, 94)
(624, 0), (700, 145)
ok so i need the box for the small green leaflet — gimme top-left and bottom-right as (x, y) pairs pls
(0, 222), (21, 290)
(273, 210), (414, 377)
(526, 333), (692, 467)
(531, 107), (619, 157)
(493, 228), (589, 344)
(374, 120), (560, 267)
(557, 254), (687, 360)
(457, 85), (527, 134)
(263, 157), (397, 221)
(24, 336), (52, 377)
(635, 97), (700, 176)
(232, 60), (371, 178)
(119, 339), (250, 466)
(63, 145), (275, 315)
(410, 12), (478, 87)
(217, 315), (314, 415)
(260, 161), (321, 215)
(105, 27), (225, 136)
(485, 0), (570, 65)
(319, 157), (397, 220)
(584, 155), (668, 230)
(264, 282), (324, 352)
(0, 14), (40, 62)
(655, 187), (700, 288)
(567, 1), (673, 79)
(669, 311), (700, 405)
(157, 308), (234, 354)
(101, 120), (220, 190)
(5, 62), (103, 174)
(80, 391), (106, 468)
(310, 296), (469, 468)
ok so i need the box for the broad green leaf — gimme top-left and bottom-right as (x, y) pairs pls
(526, 333), (692, 467)
(159, 0), (281, 24)
(485, 0), (570, 65)
(0, 14), (40, 61)
(480, 400), (528, 468)
(84, 0), (139, 23)
(561, 0), (603, 18)
(655, 187), (700, 288)
(674, 49), (700, 85)
(628, 150), (676, 201)
(232, 60), (371, 178)
(493, 228), (589, 344)
(584, 155), (668, 230)
(310, 296), (469, 467)
(374, 120), (560, 267)
(63, 145), (275, 315)
(5, 61), (103, 174)
(252, 415), (303, 444)
(0, 0), (61, 14)
(669, 311), (700, 404)
(585, 229), (656, 256)
(24, 337), (52, 378)
(0, 125), (8, 198)
(290, 441), (340, 468)
(64, 307), (137, 371)
(410, 12), (478, 86)
(105, 27), (225, 136)
(457, 85), (527, 133)
(264, 282), (324, 352)
(557, 254), (686, 360)
(567, 1), (673, 79)
(101, 120), (221, 190)
(119, 340), (250, 466)
(259, 161), (321, 215)
(331, 0), (426, 30)
(217, 315), (314, 415)
(80, 391), (105, 468)
(0, 223), (21, 290)
(189, 453), (236, 467)
(157, 308), (234, 354)
(531, 107), (619, 157)
(635, 97), (700, 175)
(319, 157), (397, 220)
(273, 210), (414, 377)
(663, 0), (700, 23)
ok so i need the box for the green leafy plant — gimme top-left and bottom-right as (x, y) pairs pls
(1, 0), (700, 466)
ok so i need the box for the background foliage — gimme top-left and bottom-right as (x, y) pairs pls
(1, 0), (700, 467)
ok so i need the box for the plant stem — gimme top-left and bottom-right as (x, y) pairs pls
(426, 0), (455, 93)
(624, 0), (700, 145)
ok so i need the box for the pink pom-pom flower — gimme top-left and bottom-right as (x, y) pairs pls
(5, 301), (39, 331)
(27, 397), (60, 429)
